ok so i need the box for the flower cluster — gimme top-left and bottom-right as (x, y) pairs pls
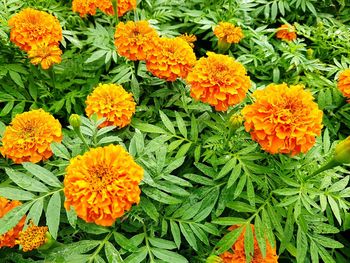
(85, 83), (136, 128)
(8, 8), (63, 69)
(242, 83), (323, 155)
(0, 109), (63, 164)
(114, 20), (159, 61)
(214, 22), (244, 44)
(276, 24), (297, 41)
(64, 145), (144, 226)
(72, 0), (136, 17)
(187, 52), (251, 111)
(146, 37), (197, 81)
(220, 225), (278, 263)
(16, 223), (49, 252)
(337, 69), (350, 100)
(0, 197), (26, 248)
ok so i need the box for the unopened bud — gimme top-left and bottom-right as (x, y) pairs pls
(334, 136), (350, 164)
(229, 113), (244, 130)
(69, 114), (82, 130)
(307, 48), (314, 59)
(217, 39), (231, 54)
(206, 255), (223, 263)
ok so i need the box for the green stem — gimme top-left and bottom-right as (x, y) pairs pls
(305, 159), (340, 181)
(143, 224), (155, 262)
(88, 232), (113, 263)
(49, 67), (56, 89)
(73, 127), (90, 149)
(112, 0), (119, 24)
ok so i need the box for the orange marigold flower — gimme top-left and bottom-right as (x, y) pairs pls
(114, 20), (159, 61)
(276, 24), (297, 41)
(179, 33), (197, 48)
(337, 69), (350, 100)
(220, 224), (278, 263)
(64, 145), (144, 226)
(8, 8), (62, 52)
(242, 83), (323, 155)
(146, 37), (197, 81)
(187, 52), (251, 111)
(16, 222), (49, 252)
(0, 197), (26, 248)
(72, 0), (136, 17)
(28, 42), (62, 70)
(214, 22), (244, 44)
(85, 83), (136, 128)
(0, 109), (63, 164)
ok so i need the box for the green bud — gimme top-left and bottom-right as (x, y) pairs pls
(69, 114), (82, 129)
(206, 255), (223, 263)
(306, 48), (314, 59)
(334, 136), (350, 164)
(38, 232), (55, 251)
(229, 113), (244, 130)
(217, 39), (231, 54)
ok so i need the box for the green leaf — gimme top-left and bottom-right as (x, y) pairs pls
(318, 245), (336, 263)
(124, 247), (148, 263)
(46, 192), (61, 239)
(149, 238), (177, 250)
(227, 162), (241, 188)
(159, 110), (176, 134)
(179, 222), (198, 251)
(175, 112), (187, 138)
(11, 101), (25, 119)
(297, 226), (308, 263)
(216, 226), (244, 254)
(114, 232), (138, 251)
(310, 241), (319, 263)
(140, 197), (159, 222)
(152, 248), (188, 263)
(5, 168), (49, 193)
(0, 202), (31, 235)
(234, 174), (246, 199)
(244, 224), (254, 263)
(212, 217), (246, 226)
(26, 199), (43, 225)
(217, 158), (236, 180)
(0, 187), (35, 200)
(327, 196), (341, 224)
(77, 220), (109, 235)
(0, 101), (14, 117)
(22, 163), (62, 188)
(312, 235), (343, 248)
(170, 220), (181, 249)
(85, 50), (107, 63)
(132, 121), (167, 134)
(255, 215), (266, 258)
(328, 176), (349, 192)
(104, 242), (124, 263)
(66, 206), (78, 229)
(51, 142), (71, 160)
(143, 187), (183, 204)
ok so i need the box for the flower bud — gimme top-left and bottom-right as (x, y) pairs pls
(229, 113), (244, 131)
(217, 39), (231, 54)
(206, 255), (223, 263)
(334, 136), (350, 164)
(69, 114), (82, 130)
(306, 48), (314, 59)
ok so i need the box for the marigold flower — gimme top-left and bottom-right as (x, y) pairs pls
(242, 83), (323, 155)
(179, 33), (197, 48)
(337, 69), (350, 100)
(114, 20), (159, 61)
(187, 52), (251, 111)
(64, 145), (144, 226)
(146, 37), (197, 81)
(72, 0), (136, 17)
(0, 197), (26, 248)
(219, 224), (278, 263)
(28, 42), (62, 70)
(0, 109), (63, 164)
(85, 83), (136, 128)
(16, 222), (49, 252)
(214, 22), (244, 44)
(8, 8), (62, 52)
(276, 24), (297, 41)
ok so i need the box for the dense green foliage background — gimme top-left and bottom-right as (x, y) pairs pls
(0, 0), (350, 262)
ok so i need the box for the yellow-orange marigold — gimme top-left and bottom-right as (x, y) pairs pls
(64, 145), (144, 226)
(8, 8), (62, 52)
(28, 42), (62, 70)
(242, 83), (323, 155)
(187, 52), (251, 111)
(72, 0), (136, 17)
(85, 83), (136, 128)
(0, 109), (63, 164)
(337, 69), (350, 100)
(146, 37), (197, 81)
(0, 197), (26, 248)
(16, 223), (49, 252)
(214, 22), (244, 44)
(179, 33), (197, 48)
(276, 24), (297, 41)
(114, 20), (159, 61)
(220, 224), (278, 263)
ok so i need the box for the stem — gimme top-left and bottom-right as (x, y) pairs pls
(88, 231), (113, 263)
(304, 159), (340, 181)
(49, 67), (56, 89)
(143, 224), (155, 262)
(73, 127), (90, 149)
(112, 0), (119, 24)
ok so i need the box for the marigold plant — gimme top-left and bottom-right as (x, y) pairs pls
(0, 109), (63, 164)
(146, 37), (196, 81)
(63, 145), (144, 226)
(214, 22), (244, 44)
(85, 83), (136, 128)
(16, 223), (49, 252)
(337, 69), (350, 100)
(0, 197), (26, 248)
(276, 24), (297, 41)
(242, 83), (323, 155)
(220, 225), (278, 263)
(27, 42), (62, 69)
(187, 52), (251, 111)
(114, 20), (159, 61)
(8, 8), (62, 52)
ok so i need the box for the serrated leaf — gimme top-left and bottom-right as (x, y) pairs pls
(152, 248), (188, 263)
(46, 191), (61, 239)
(66, 206), (77, 229)
(149, 238), (177, 250)
(297, 226), (308, 263)
(216, 227), (244, 254)
(217, 158), (236, 180)
(0, 187), (35, 200)
(26, 199), (43, 225)
(105, 242), (124, 263)
(227, 162), (241, 188)
(159, 110), (176, 134)
(140, 197), (159, 222)
(124, 247), (148, 263)
(255, 215), (266, 258)
(6, 168), (49, 193)
(22, 163), (62, 188)
(170, 220), (181, 249)
(327, 196), (342, 224)
(175, 112), (187, 138)
(179, 222), (198, 251)
(244, 224), (254, 263)
(0, 202), (31, 235)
